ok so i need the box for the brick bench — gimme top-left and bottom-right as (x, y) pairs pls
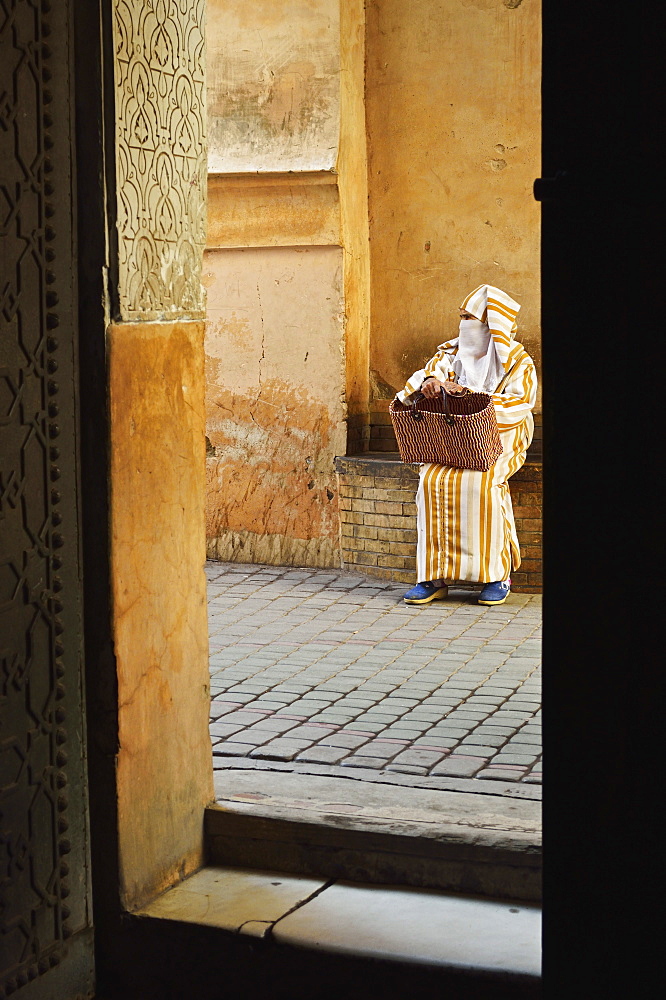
(335, 454), (542, 594)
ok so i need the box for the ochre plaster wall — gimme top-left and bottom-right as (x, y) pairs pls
(204, 0), (364, 568)
(204, 247), (346, 567)
(108, 0), (212, 911)
(365, 0), (541, 409)
(338, 0), (371, 453)
(109, 320), (212, 908)
(203, 0), (540, 568)
(207, 172), (340, 249)
(207, 0), (340, 173)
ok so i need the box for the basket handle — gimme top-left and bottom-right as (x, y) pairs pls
(441, 388), (455, 426)
(409, 386), (464, 425)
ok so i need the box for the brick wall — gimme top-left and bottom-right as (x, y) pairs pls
(369, 401), (399, 452)
(507, 461), (542, 593)
(335, 454), (542, 593)
(336, 456), (419, 582)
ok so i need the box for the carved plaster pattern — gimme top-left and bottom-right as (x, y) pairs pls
(1, 1), (91, 993)
(113, 0), (206, 319)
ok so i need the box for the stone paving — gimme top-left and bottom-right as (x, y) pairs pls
(207, 562), (542, 790)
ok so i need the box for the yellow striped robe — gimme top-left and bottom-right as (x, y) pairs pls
(397, 339), (537, 585)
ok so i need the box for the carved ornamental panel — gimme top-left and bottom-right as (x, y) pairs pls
(113, 0), (207, 320)
(0, 0), (93, 995)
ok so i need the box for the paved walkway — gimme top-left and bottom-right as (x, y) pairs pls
(207, 562), (542, 795)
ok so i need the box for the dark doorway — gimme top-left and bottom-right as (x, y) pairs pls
(540, 2), (647, 994)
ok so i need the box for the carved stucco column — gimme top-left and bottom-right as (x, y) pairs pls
(108, 0), (212, 909)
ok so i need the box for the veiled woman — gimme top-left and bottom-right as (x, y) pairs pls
(396, 284), (537, 606)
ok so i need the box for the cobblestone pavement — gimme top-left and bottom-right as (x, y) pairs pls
(207, 562), (541, 790)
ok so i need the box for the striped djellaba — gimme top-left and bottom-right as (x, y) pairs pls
(396, 285), (537, 585)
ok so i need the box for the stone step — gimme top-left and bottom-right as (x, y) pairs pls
(133, 863), (541, 999)
(206, 769), (542, 903)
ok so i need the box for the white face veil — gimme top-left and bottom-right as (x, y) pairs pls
(451, 285), (522, 393)
(454, 317), (504, 393)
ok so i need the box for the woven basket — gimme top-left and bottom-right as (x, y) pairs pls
(389, 390), (503, 470)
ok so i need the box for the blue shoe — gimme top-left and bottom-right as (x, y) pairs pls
(478, 580), (511, 605)
(403, 581), (448, 605)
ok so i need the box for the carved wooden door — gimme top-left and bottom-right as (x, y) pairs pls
(1, 1), (94, 997)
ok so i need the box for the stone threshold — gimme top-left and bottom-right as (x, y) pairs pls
(134, 865), (541, 995)
(206, 768), (541, 904)
(212, 756), (543, 798)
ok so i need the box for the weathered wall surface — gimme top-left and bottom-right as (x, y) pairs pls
(207, 171), (340, 248)
(204, 0), (540, 570)
(109, 0), (212, 910)
(204, 0), (365, 569)
(365, 0), (541, 409)
(338, 0), (371, 453)
(109, 320), (211, 907)
(204, 246), (346, 567)
(207, 0), (340, 173)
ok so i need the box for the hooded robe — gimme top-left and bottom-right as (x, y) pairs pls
(396, 284), (537, 584)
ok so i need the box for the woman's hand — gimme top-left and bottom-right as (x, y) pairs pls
(421, 377), (444, 399)
(421, 377), (464, 398)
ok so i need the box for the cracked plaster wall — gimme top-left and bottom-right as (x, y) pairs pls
(204, 247), (347, 567)
(204, 0), (351, 569)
